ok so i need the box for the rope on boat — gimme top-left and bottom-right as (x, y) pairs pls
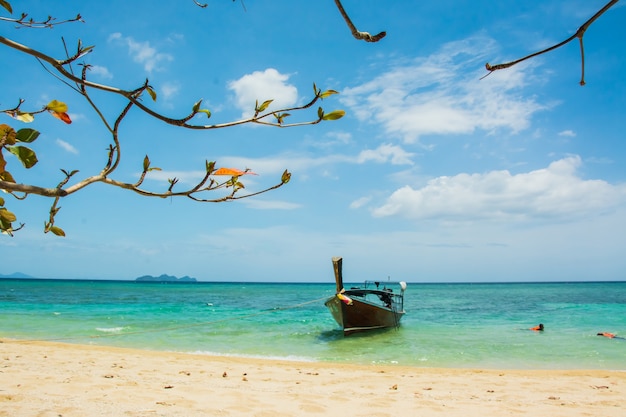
(15, 295), (330, 344)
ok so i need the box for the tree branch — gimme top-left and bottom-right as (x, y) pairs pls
(0, 11), (83, 29)
(483, 0), (620, 85)
(334, 0), (386, 43)
(0, 36), (340, 130)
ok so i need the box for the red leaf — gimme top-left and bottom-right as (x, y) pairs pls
(51, 111), (72, 124)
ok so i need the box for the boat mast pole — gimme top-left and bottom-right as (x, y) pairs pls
(332, 257), (343, 293)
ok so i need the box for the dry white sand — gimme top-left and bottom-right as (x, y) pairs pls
(1, 338), (624, 416)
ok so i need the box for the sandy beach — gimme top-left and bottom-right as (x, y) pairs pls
(1, 338), (624, 416)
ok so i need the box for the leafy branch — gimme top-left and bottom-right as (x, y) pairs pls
(0, 1), (344, 236)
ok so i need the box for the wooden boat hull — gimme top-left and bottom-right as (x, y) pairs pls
(325, 294), (405, 335)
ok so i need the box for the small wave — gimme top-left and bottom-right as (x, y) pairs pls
(186, 350), (317, 363)
(95, 326), (128, 333)
(370, 359), (401, 365)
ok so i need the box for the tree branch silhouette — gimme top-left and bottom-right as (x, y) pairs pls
(483, 0), (620, 85)
(333, 0), (386, 43)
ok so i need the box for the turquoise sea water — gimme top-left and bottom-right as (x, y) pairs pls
(1, 279), (625, 370)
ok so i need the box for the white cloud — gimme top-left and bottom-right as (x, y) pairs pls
(143, 144), (415, 186)
(56, 139), (78, 154)
(309, 131), (353, 149)
(219, 144), (414, 176)
(372, 155), (626, 222)
(89, 65), (113, 79)
(228, 68), (298, 117)
(350, 196), (371, 209)
(160, 82), (180, 100)
(326, 131), (352, 144)
(558, 130), (576, 137)
(356, 143), (415, 165)
(108, 33), (173, 73)
(66, 113), (84, 123)
(145, 169), (206, 185)
(342, 36), (548, 144)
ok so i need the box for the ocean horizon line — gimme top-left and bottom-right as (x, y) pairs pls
(1, 276), (625, 285)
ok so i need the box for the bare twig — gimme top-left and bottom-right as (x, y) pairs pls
(0, 12), (83, 29)
(334, 0), (386, 43)
(483, 0), (620, 85)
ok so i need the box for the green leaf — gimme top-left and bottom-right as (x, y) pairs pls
(78, 45), (95, 58)
(0, 196), (4, 206)
(60, 169), (79, 178)
(0, 208), (16, 223)
(16, 128), (40, 143)
(0, 0), (12, 14)
(139, 157), (159, 172)
(319, 89), (339, 99)
(317, 107), (324, 119)
(0, 218), (13, 236)
(0, 170), (15, 183)
(274, 112), (291, 124)
(46, 100), (68, 113)
(281, 170), (291, 184)
(322, 110), (346, 121)
(49, 226), (66, 237)
(197, 109), (211, 118)
(256, 99), (273, 113)
(206, 160), (216, 173)
(192, 99), (203, 112)
(147, 86), (157, 101)
(8, 145), (38, 169)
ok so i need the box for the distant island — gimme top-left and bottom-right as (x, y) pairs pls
(0, 272), (34, 279)
(134, 274), (197, 283)
(0, 272), (198, 282)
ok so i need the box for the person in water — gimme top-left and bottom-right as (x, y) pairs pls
(597, 332), (625, 339)
(529, 323), (544, 331)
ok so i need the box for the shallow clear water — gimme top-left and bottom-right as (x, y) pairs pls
(1, 279), (625, 369)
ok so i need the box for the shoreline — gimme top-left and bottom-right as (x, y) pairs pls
(2, 338), (625, 416)
(5, 336), (625, 372)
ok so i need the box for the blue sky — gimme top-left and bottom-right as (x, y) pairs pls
(2, 0), (625, 282)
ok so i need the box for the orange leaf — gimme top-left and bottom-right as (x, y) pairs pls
(213, 167), (257, 176)
(51, 111), (72, 124)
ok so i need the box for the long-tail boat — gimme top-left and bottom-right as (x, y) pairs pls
(324, 256), (406, 335)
